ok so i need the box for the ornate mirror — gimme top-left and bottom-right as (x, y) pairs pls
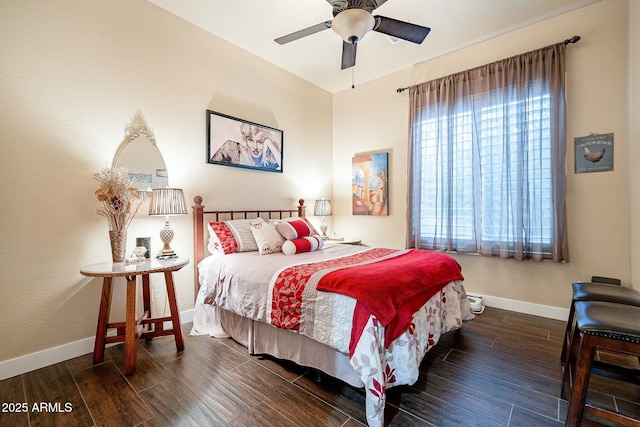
(113, 112), (168, 192)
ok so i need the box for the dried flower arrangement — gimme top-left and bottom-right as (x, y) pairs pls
(93, 167), (145, 231)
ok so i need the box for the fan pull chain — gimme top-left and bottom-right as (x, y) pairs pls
(352, 67), (355, 89)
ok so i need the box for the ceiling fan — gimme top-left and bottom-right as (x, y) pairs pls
(275, 0), (431, 70)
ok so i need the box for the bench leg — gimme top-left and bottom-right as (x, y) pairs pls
(561, 301), (576, 364)
(561, 322), (582, 400)
(565, 333), (597, 427)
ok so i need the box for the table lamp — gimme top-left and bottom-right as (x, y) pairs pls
(314, 198), (332, 240)
(148, 187), (187, 258)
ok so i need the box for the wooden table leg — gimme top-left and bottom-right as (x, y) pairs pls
(164, 271), (184, 351)
(141, 273), (153, 340)
(124, 276), (138, 375)
(93, 277), (113, 364)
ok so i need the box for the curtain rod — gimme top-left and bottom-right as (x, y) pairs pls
(396, 35), (581, 94)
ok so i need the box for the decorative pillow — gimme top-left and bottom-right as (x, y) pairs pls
(282, 235), (324, 255)
(275, 218), (318, 240)
(208, 222), (236, 254)
(208, 217), (264, 254)
(249, 219), (284, 255)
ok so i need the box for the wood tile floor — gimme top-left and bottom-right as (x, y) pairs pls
(1, 307), (639, 426)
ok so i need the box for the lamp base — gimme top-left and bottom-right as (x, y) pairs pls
(159, 245), (175, 255)
(156, 253), (178, 260)
(158, 219), (177, 257)
(320, 217), (328, 240)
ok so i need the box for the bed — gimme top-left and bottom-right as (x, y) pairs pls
(190, 196), (474, 427)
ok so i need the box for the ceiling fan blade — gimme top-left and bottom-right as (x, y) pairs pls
(372, 0), (388, 9)
(373, 16), (430, 44)
(275, 21), (332, 45)
(341, 40), (357, 70)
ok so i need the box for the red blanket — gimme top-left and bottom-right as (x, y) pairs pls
(316, 250), (464, 355)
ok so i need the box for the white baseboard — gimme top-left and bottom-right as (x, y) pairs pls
(470, 293), (569, 321)
(0, 308), (194, 381)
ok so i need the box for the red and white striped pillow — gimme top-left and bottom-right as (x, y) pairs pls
(275, 218), (319, 240)
(282, 234), (324, 255)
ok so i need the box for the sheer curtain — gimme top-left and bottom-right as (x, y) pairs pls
(407, 43), (569, 262)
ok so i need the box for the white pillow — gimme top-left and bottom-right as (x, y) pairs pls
(249, 219), (284, 255)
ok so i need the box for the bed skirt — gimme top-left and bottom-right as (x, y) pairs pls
(191, 300), (362, 387)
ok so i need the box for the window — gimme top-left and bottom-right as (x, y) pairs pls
(408, 45), (568, 262)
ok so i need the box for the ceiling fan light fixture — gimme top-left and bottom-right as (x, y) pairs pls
(331, 8), (374, 43)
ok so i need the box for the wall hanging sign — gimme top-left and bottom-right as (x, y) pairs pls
(574, 133), (613, 173)
(352, 151), (388, 216)
(206, 110), (283, 173)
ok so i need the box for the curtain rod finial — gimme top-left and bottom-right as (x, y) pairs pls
(564, 35), (581, 45)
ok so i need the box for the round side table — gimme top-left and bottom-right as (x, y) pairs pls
(80, 257), (189, 375)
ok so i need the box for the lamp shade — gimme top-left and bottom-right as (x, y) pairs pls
(148, 188), (188, 216)
(331, 8), (374, 43)
(314, 199), (332, 217)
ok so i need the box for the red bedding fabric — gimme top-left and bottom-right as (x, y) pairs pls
(316, 250), (464, 355)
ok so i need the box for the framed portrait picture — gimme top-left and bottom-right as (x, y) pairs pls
(352, 151), (388, 216)
(575, 133), (613, 173)
(206, 110), (283, 173)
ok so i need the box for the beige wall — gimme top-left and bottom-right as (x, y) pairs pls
(332, 0), (632, 308)
(630, 1), (640, 288)
(0, 0), (332, 364)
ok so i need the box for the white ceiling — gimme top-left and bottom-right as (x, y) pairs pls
(147, 0), (598, 93)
